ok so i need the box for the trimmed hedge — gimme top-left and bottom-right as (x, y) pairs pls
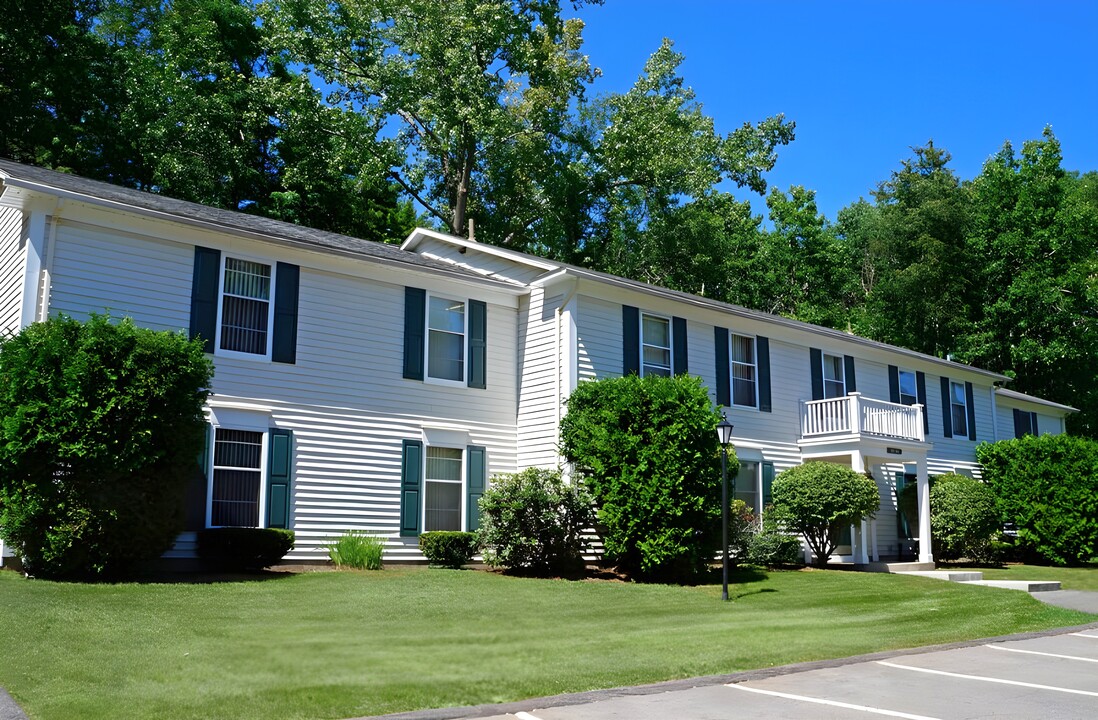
(929, 473), (1000, 562)
(198, 528), (295, 571)
(977, 434), (1098, 565)
(419, 531), (479, 568)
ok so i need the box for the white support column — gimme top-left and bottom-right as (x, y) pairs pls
(19, 209), (47, 328)
(916, 455), (933, 564)
(870, 518), (879, 561)
(851, 450), (869, 564)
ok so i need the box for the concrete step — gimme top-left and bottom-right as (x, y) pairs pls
(894, 570), (984, 582)
(959, 579), (1062, 592)
(865, 561), (936, 573)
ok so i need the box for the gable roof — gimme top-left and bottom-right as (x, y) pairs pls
(995, 388), (1077, 413)
(0, 159), (517, 290)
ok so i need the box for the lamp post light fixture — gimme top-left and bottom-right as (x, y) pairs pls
(716, 411), (734, 601)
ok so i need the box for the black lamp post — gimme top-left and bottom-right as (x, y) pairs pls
(716, 412), (734, 601)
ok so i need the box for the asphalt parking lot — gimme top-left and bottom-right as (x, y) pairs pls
(468, 628), (1098, 720)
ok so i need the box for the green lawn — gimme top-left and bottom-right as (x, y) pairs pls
(0, 566), (1093, 720)
(965, 563), (1098, 591)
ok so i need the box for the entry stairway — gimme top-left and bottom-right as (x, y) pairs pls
(866, 561), (1061, 593)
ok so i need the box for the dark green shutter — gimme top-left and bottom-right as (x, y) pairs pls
(672, 316), (688, 375)
(965, 382), (976, 440)
(761, 461), (774, 506)
(188, 424), (213, 530)
(916, 371), (929, 434)
(403, 288), (426, 380)
(272, 262), (299, 364)
(400, 440), (423, 536)
(844, 355), (857, 393)
(466, 445), (486, 531)
(190, 246), (221, 352)
(622, 305), (640, 375)
(1013, 408), (1031, 438)
(888, 365), (900, 403)
(1030, 411), (1039, 436)
(810, 348), (824, 400)
(468, 299), (487, 388)
(940, 376), (953, 437)
(266, 429), (293, 529)
(714, 326), (730, 406)
(757, 336), (772, 413)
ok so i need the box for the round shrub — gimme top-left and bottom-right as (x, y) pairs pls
(770, 462), (880, 566)
(559, 374), (732, 582)
(197, 528), (295, 571)
(929, 473), (999, 562)
(419, 531), (479, 568)
(0, 314), (213, 579)
(977, 434), (1098, 565)
(477, 468), (595, 575)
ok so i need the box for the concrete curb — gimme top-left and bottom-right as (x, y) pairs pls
(0, 688), (28, 720)
(348, 620), (1098, 720)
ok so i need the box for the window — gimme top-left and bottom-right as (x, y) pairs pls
(730, 334), (757, 408)
(734, 461), (759, 515)
(219, 257), (273, 356)
(822, 353), (845, 398)
(427, 295), (466, 382)
(950, 381), (968, 437)
(424, 447), (463, 531)
(898, 370), (918, 406)
(210, 428), (264, 527)
(641, 314), (671, 377)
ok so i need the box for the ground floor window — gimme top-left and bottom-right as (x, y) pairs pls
(734, 461), (759, 515)
(424, 446), (463, 531)
(210, 428), (264, 527)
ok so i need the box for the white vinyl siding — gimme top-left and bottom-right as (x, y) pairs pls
(0, 208), (25, 335)
(730, 334), (757, 408)
(427, 294), (466, 383)
(640, 313), (671, 377)
(218, 257), (273, 357)
(516, 289), (565, 470)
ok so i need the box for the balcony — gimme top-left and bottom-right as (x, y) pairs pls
(800, 393), (925, 443)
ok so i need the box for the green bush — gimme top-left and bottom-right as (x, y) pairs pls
(329, 531), (385, 570)
(744, 518), (804, 568)
(419, 531), (479, 568)
(977, 434), (1098, 565)
(0, 314), (213, 579)
(477, 468), (595, 575)
(929, 473), (1000, 562)
(726, 499), (756, 563)
(197, 528), (295, 570)
(770, 462), (880, 567)
(559, 374), (733, 582)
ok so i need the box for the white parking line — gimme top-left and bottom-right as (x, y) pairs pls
(726, 682), (942, 719)
(1071, 632), (1098, 639)
(987, 644), (1098, 663)
(877, 660), (1098, 697)
(514, 712), (543, 720)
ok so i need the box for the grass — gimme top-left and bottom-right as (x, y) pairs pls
(961, 562), (1098, 591)
(327, 531), (385, 570)
(0, 566), (1093, 720)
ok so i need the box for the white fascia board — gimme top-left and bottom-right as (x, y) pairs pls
(401, 227), (560, 272)
(994, 388), (1078, 414)
(0, 180), (523, 296)
(561, 266), (1011, 384)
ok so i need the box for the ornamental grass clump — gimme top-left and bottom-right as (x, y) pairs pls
(328, 531), (385, 570)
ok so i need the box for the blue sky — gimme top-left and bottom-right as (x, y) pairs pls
(572, 0), (1098, 223)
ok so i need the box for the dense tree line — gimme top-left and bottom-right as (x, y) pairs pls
(2, 0), (1094, 434)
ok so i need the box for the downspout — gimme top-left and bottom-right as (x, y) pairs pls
(990, 385), (999, 442)
(36, 198), (62, 323)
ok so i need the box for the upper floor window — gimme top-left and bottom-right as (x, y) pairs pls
(427, 295), (466, 382)
(730, 334), (757, 408)
(950, 381), (968, 437)
(823, 353), (845, 398)
(898, 369), (918, 406)
(219, 257), (273, 356)
(641, 314), (671, 377)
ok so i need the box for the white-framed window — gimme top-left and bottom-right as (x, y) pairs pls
(730, 334), (757, 408)
(424, 446), (463, 531)
(217, 256), (275, 357)
(641, 313), (672, 377)
(209, 428), (266, 527)
(734, 461), (760, 515)
(427, 295), (466, 383)
(822, 353), (845, 399)
(950, 381), (968, 437)
(898, 369), (918, 406)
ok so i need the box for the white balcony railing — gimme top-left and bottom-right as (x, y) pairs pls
(800, 393), (925, 442)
